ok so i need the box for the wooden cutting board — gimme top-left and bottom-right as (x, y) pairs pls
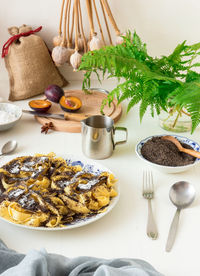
(36, 89), (122, 133)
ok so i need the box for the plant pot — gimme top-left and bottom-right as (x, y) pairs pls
(159, 110), (192, 133)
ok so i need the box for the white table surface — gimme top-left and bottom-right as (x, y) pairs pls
(0, 80), (200, 276)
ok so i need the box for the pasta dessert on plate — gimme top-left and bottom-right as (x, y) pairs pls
(0, 153), (118, 229)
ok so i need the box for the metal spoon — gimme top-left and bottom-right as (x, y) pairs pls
(162, 135), (200, 159)
(0, 140), (18, 156)
(166, 181), (195, 252)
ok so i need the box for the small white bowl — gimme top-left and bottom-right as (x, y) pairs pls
(0, 103), (22, 131)
(135, 134), (200, 173)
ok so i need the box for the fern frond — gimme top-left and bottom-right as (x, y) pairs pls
(79, 30), (200, 133)
(127, 96), (141, 112)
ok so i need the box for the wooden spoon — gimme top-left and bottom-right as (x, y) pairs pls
(162, 135), (200, 159)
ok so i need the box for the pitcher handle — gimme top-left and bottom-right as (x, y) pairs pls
(114, 127), (128, 147)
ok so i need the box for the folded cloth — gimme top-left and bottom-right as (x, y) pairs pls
(0, 239), (164, 276)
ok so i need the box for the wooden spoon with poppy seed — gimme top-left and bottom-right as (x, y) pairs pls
(162, 136), (200, 159)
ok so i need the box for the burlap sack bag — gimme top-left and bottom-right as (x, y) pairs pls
(2, 25), (68, 101)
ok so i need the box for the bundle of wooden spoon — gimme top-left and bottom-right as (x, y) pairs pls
(51, 0), (123, 70)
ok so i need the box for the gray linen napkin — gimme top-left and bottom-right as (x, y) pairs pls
(0, 239), (164, 276)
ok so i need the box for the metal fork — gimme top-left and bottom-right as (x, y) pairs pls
(142, 171), (158, 240)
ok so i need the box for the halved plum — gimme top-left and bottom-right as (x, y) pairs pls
(29, 100), (51, 112)
(59, 96), (82, 112)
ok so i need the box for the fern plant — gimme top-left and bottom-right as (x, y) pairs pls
(79, 31), (200, 133)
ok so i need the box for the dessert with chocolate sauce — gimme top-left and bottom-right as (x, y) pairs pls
(0, 153), (117, 228)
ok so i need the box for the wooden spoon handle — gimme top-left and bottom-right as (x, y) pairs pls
(182, 147), (200, 159)
(74, 0), (79, 51)
(86, 0), (94, 35)
(59, 0), (65, 36)
(64, 113), (89, 121)
(101, 0), (120, 36)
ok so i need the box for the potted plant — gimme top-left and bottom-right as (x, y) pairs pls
(79, 31), (200, 133)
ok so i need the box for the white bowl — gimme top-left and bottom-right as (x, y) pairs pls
(0, 103), (22, 131)
(135, 134), (200, 173)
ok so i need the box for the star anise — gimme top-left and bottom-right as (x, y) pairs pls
(41, 122), (54, 134)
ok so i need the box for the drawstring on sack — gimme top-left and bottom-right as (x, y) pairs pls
(2, 26), (42, 58)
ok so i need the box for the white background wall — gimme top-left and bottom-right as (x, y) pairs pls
(1, 0), (200, 97)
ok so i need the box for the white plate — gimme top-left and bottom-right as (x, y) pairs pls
(0, 154), (120, 230)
